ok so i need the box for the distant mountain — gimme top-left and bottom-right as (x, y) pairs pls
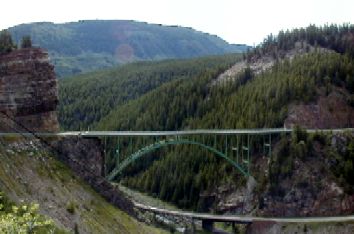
(8, 20), (249, 77)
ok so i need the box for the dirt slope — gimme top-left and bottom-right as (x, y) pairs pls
(214, 42), (332, 85)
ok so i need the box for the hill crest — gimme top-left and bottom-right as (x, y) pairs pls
(8, 20), (249, 77)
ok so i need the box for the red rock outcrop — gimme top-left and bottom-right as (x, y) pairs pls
(284, 89), (354, 129)
(0, 48), (59, 132)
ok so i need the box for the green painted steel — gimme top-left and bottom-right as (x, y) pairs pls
(2, 128), (353, 182)
(106, 138), (249, 181)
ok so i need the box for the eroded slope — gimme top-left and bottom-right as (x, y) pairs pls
(0, 138), (165, 234)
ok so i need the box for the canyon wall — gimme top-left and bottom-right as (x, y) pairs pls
(0, 48), (59, 132)
(0, 48), (135, 216)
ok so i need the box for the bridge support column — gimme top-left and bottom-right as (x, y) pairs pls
(103, 137), (107, 177)
(202, 220), (214, 232)
(191, 217), (195, 233)
(232, 222), (237, 233)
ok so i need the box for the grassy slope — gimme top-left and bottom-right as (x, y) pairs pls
(0, 138), (165, 234)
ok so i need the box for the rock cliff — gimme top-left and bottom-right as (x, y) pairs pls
(0, 48), (59, 132)
(0, 47), (137, 228)
(211, 132), (354, 218)
(284, 89), (354, 129)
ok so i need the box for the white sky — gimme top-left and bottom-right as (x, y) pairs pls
(1, 0), (353, 45)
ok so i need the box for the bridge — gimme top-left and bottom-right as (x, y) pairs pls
(1, 128), (354, 232)
(1, 128), (289, 180)
(100, 128), (288, 180)
(1, 128), (353, 182)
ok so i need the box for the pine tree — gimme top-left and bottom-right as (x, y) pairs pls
(21, 35), (32, 48)
(0, 30), (16, 54)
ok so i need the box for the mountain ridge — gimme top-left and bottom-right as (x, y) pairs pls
(8, 20), (249, 77)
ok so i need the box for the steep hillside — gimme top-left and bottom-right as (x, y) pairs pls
(96, 52), (354, 212)
(9, 20), (248, 77)
(0, 138), (165, 234)
(59, 54), (241, 130)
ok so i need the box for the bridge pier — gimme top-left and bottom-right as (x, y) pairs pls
(232, 222), (237, 233)
(202, 219), (214, 232)
(191, 217), (195, 233)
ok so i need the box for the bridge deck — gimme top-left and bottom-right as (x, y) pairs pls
(0, 128), (353, 137)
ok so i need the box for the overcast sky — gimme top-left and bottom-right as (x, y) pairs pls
(1, 0), (353, 45)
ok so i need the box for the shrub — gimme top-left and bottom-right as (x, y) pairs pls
(0, 192), (62, 233)
(292, 125), (308, 144)
(66, 201), (76, 214)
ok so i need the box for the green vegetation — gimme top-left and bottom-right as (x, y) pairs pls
(269, 127), (313, 196)
(59, 54), (241, 130)
(9, 20), (248, 77)
(21, 35), (32, 48)
(66, 201), (76, 214)
(0, 30), (16, 54)
(327, 133), (354, 192)
(195, 52), (354, 129)
(0, 30), (33, 54)
(247, 23), (354, 60)
(0, 141), (166, 233)
(117, 184), (180, 211)
(0, 192), (66, 233)
(91, 51), (349, 210)
(58, 24), (354, 211)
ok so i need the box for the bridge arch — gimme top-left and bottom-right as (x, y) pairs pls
(106, 138), (249, 181)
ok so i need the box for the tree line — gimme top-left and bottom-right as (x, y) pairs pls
(246, 23), (354, 61)
(59, 54), (240, 130)
(0, 30), (32, 55)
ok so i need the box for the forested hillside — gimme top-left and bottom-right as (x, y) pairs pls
(96, 52), (354, 131)
(101, 51), (354, 210)
(59, 24), (354, 213)
(59, 54), (241, 130)
(9, 20), (248, 77)
(247, 23), (354, 60)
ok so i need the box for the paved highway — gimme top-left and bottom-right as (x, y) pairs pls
(0, 128), (353, 137)
(134, 202), (354, 223)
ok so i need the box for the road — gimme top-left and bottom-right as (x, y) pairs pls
(134, 202), (354, 224)
(0, 128), (353, 137)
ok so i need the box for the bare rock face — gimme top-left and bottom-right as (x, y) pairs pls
(0, 48), (59, 132)
(284, 90), (354, 129)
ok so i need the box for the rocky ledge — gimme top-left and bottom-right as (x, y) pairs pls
(0, 48), (59, 132)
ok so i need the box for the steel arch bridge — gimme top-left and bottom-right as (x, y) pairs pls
(107, 137), (251, 180)
(1, 128), (353, 180)
(103, 129), (284, 181)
